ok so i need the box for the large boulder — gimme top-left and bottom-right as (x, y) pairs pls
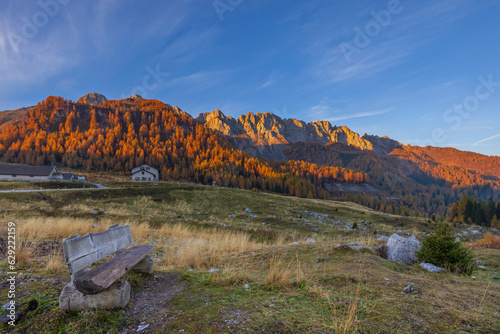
(386, 234), (421, 265)
(59, 280), (130, 312)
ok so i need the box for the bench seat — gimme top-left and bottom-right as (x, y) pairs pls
(73, 244), (154, 294)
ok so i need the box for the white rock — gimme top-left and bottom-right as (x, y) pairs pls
(288, 242), (299, 245)
(455, 237), (460, 243)
(471, 230), (481, 235)
(306, 238), (316, 243)
(208, 268), (219, 273)
(387, 234), (421, 265)
(403, 283), (415, 293)
(420, 262), (444, 273)
(137, 324), (149, 332)
(245, 208), (252, 213)
(478, 265), (486, 270)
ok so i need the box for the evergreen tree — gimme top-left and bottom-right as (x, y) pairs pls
(416, 222), (475, 275)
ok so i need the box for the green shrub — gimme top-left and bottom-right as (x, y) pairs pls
(416, 223), (475, 275)
(352, 222), (358, 230)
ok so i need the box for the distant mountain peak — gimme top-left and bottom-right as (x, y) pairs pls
(196, 110), (399, 159)
(77, 93), (107, 106)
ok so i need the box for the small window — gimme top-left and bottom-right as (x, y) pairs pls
(12, 175), (16, 177)
(142, 171), (144, 175)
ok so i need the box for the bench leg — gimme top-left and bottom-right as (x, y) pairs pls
(59, 280), (130, 312)
(132, 255), (154, 274)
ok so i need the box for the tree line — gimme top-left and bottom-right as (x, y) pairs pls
(448, 195), (500, 227)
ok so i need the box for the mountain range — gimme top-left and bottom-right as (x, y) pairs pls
(196, 109), (401, 159)
(1, 93), (499, 217)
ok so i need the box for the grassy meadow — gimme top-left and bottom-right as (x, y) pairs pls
(0, 182), (499, 333)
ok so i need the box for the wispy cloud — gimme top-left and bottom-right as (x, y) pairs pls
(165, 70), (232, 92)
(257, 71), (279, 91)
(299, 0), (486, 85)
(326, 109), (390, 122)
(473, 133), (500, 146)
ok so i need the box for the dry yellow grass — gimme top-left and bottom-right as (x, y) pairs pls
(3, 216), (284, 273)
(159, 227), (271, 269)
(15, 240), (35, 265)
(266, 257), (293, 289)
(9, 217), (156, 243)
(45, 250), (65, 274)
(326, 286), (360, 334)
(14, 217), (105, 241)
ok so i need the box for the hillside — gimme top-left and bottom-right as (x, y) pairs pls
(196, 108), (500, 217)
(0, 107), (27, 131)
(0, 183), (498, 333)
(0, 95), (365, 200)
(1, 94), (500, 218)
(197, 109), (500, 185)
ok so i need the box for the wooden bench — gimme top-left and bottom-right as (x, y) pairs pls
(59, 224), (154, 311)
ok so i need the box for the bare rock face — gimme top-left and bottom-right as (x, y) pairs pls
(77, 93), (107, 106)
(387, 234), (421, 265)
(362, 134), (402, 155)
(196, 110), (382, 159)
(59, 280), (130, 312)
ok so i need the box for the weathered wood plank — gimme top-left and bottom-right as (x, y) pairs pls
(73, 244), (154, 294)
(63, 225), (134, 275)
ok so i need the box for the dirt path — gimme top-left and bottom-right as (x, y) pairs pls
(118, 272), (187, 334)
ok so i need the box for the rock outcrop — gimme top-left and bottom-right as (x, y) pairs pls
(362, 134), (403, 155)
(196, 110), (394, 160)
(386, 234), (421, 265)
(77, 93), (107, 106)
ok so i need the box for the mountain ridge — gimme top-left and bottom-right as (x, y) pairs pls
(195, 109), (400, 159)
(1, 93), (500, 217)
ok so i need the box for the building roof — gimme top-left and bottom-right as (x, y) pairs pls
(62, 173), (75, 180)
(131, 164), (158, 172)
(0, 164), (57, 176)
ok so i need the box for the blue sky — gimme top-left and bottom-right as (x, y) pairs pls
(1, 0), (500, 156)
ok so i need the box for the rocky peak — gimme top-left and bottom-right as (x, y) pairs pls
(362, 134), (402, 155)
(77, 93), (107, 106)
(196, 110), (393, 159)
(173, 106), (191, 118)
(196, 110), (244, 136)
